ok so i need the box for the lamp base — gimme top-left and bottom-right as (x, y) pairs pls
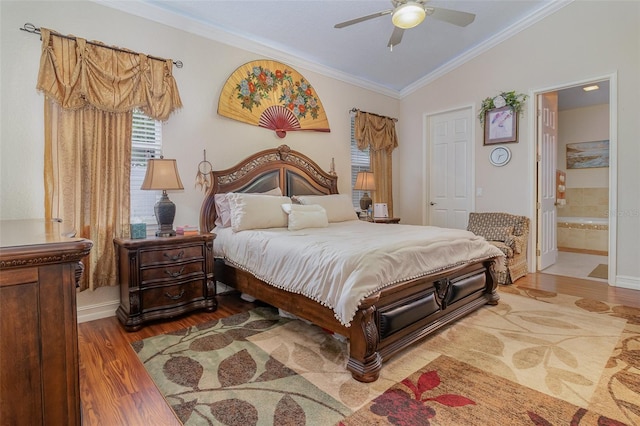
(359, 192), (372, 212)
(155, 229), (176, 237)
(154, 191), (176, 237)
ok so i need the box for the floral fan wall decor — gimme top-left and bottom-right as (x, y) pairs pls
(218, 60), (330, 138)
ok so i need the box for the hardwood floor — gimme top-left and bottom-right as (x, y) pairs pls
(77, 273), (639, 425)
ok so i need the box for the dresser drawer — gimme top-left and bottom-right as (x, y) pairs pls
(139, 244), (204, 266)
(140, 260), (205, 286)
(140, 280), (206, 312)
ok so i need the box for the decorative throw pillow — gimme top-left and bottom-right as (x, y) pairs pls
(227, 193), (291, 232)
(295, 194), (357, 223)
(214, 187), (282, 228)
(281, 204), (329, 231)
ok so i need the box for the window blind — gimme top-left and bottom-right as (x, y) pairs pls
(130, 110), (162, 230)
(350, 116), (370, 210)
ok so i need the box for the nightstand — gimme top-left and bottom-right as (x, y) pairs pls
(373, 217), (401, 224)
(115, 233), (216, 331)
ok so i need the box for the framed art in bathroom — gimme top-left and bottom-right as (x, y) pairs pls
(566, 140), (609, 169)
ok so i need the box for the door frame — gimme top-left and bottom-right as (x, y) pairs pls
(422, 105), (476, 226)
(528, 72), (617, 285)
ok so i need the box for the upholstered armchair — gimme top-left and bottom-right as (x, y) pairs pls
(467, 212), (530, 285)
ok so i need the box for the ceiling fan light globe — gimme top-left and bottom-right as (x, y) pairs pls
(392, 3), (426, 29)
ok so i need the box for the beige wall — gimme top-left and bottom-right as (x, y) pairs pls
(558, 104), (609, 190)
(398, 0), (639, 285)
(0, 0), (399, 225)
(1, 1), (638, 287)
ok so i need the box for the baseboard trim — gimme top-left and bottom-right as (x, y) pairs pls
(76, 281), (234, 324)
(77, 299), (119, 323)
(614, 275), (640, 291)
(558, 247), (608, 256)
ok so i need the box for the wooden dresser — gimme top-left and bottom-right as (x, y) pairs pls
(114, 233), (216, 331)
(0, 219), (92, 426)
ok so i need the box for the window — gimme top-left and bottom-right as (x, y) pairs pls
(350, 116), (370, 210)
(130, 110), (162, 231)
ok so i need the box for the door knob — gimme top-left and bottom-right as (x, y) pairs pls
(430, 202), (437, 206)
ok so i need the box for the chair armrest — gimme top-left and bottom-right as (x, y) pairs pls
(506, 234), (527, 254)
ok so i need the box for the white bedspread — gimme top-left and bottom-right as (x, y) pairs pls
(213, 220), (504, 326)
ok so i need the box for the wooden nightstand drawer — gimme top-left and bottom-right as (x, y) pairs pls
(115, 234), (216, 331)
(140, 260), (205, 286)
(139, 244), (204, 266)
(140, 279), (206, 312)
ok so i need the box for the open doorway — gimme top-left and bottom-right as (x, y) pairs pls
(534, 76), (615, 284)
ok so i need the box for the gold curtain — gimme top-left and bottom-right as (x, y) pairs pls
(37, 28), (182, 120)
(354, 111), (398, 217)
(38, 28), (182, 291)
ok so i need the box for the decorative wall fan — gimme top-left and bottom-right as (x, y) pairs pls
(334, 0), (475, 49)
(218, 60), (330, 138)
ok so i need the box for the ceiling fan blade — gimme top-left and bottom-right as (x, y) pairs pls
(428, 7), (476, 27)
(387, 26), (405, 48)
(334, 9), (393, 28)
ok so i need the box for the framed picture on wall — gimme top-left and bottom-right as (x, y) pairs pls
(484, 106), (518, 145)
(566, 140), (609, 169)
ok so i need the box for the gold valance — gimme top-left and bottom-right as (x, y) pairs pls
(354, 111), (398, 153)
(36, 28), (182, 121)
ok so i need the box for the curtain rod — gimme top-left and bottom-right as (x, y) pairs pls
(19, 23), (183, 68)
(350, 108), (398, 122)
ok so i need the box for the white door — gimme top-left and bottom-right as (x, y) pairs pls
(428, 108), (473, 229)
(538, 92), (559, 270)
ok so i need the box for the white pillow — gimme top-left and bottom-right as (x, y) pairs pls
(281, 204), (329, 231)
(295, 194), (357, 223)
(227, 193), (291, 232)
(281, 203), (324, 214)
(215, 187), (282, 228)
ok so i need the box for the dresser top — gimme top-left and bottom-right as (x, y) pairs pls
(0, 219), (83, 248)
(0, 220), (92, 269)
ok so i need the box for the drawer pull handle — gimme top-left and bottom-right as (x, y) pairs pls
(165, 289), (185, 300)
(164, 250), (184, 261)
(165, 266), (185, 278)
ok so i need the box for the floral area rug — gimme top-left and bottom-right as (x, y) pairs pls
(131, 286), (640, 425)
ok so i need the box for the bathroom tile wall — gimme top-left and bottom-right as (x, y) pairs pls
(557, 187), (609, 254)
(558, 187), (609, 218)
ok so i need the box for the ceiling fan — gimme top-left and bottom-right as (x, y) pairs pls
(334, 0), (476, 49)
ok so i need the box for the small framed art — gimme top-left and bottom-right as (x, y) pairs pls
(484, 106), (518, 145)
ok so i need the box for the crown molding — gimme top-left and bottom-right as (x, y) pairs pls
(95, 0), (572, 100)
(400, 0), (573, 98)
(94, 0), (400, 98)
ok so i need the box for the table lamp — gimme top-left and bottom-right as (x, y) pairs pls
(141, 156), (184, 237)
(353, 171), (376, 212)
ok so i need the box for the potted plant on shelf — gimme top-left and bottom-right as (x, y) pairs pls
(478, 91), (528, 126)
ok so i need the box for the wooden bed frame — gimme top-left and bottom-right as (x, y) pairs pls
(200, 144), (500, 382)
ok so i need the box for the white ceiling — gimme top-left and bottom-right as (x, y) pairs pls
(557, 79), (610, 111)
(109, 1), (565, 93)
(103, 0), (609, 107)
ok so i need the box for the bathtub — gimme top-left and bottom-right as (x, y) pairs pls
(557, 217), (609, 227)
(557, 217), (608, 254)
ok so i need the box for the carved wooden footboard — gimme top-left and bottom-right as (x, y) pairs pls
(216, 258), (497, 382)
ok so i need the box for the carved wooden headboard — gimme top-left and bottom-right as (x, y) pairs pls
(199, 144), (339, 232)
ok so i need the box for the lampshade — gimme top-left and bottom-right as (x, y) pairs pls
(353, 171), (376, 192)
(141, 158), (184, 190)
(392, 2), (426, 29)
(141, 157), (184, 237)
